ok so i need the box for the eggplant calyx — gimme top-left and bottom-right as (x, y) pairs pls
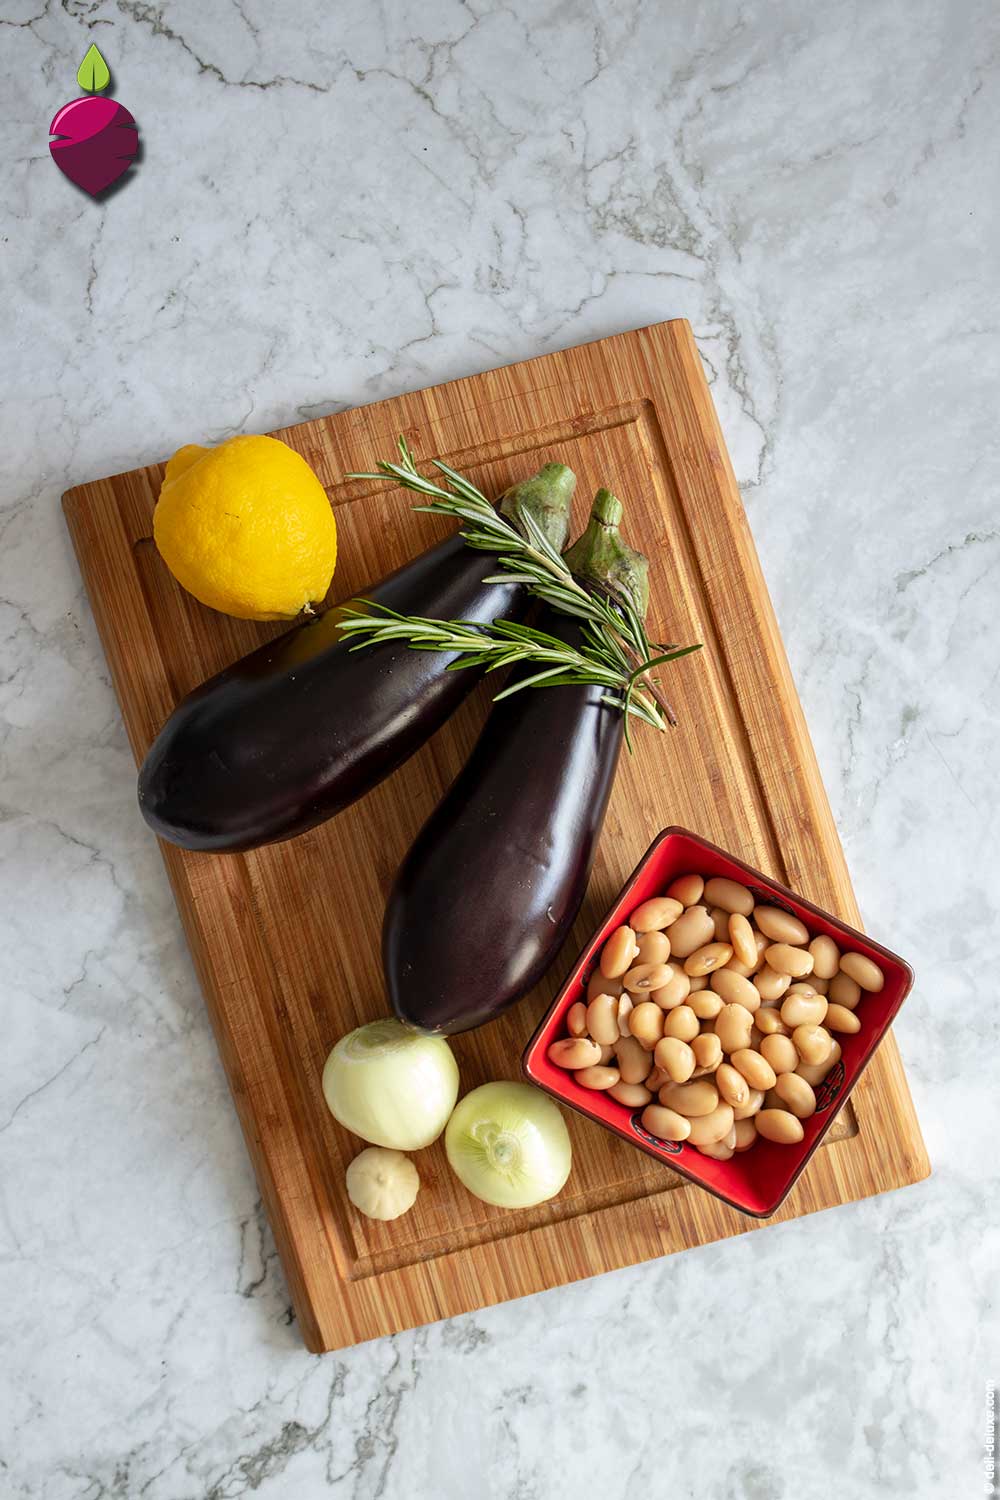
(562, 487), (650, 619)
(498, 462), (576, 553)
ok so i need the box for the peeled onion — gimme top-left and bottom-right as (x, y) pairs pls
(346, 1147), (420, 1221)
(322, 1019), (458, 1150)
(445, 1082), (571, 1208)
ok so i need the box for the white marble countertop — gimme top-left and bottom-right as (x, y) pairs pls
(3, 3), (998, 1497)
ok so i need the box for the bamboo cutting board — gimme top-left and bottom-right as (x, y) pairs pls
(63, 320), (929, 1352)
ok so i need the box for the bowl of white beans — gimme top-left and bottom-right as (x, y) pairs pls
(522, 826), (914, 1216)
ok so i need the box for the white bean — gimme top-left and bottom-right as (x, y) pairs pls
(760, 1033), (799, 1075)
(754, 906), (809, 945)
(630, 897), (683, 933)
(684, 942), (734, 977)
(548, 1037), (602, 1069)
(667, 906), (716, 958)
(608, 1080), (653, 1108)
(780, 992), (828, 1029)
(666, 873), (704, 907)
(714, 1003), (754, 1055)
(796, 1038), (842, 1086)
(628, 1001), (665, 1049)
(809, 934), (840, 980)
(774, 1072), (817, 1118)
(716, 1062), (750, 1108)
(710, 968), (761, 1011)
(703, 877), (754, 916)
(614, 1034), (652, 1085)
(566, 1001), (588, 1038)
(635, 930), (671, 966)
(662, 1005), (700, 1042)
(792, 1024), (833, 1066)
(728, 912), (758, 968)
(686, 1102), (736, 1145)
(730, 1048), (777, 1092)
(650, 966), (691, 1010)
(839, 951), (885, 992)
(600, 925), (639, 978)
(575, 1064), (620, 1090)
(825, 1003), (862, 1034)
(641, 1104), (690, 1142)
(754, 966), (792, 1003)
(691, 1032), (723, 1073)
(764, 943), (814, 979)
(829, 971), (862, 1010)
(654, 1036), (696, 1084)
(586, 993), (621, 1046)
(756, 1109), (804, 1144)
(659, 1080), (720, 1117)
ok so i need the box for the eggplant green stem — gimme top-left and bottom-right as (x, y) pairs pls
(564, 487), (650, 620)
(563, 488), (678, 725)
(590, 488), (622, 527)
(498, 462), (575, 553)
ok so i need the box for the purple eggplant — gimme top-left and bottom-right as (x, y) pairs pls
(384, 489), (650, 1034)
(138, 464), (575, 852)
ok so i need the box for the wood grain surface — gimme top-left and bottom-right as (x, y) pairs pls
(62, 320), (929, 1352)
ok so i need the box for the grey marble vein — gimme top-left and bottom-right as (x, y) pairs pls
(2, 1), (999, 1497)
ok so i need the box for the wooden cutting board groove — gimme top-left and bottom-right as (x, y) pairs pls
(63, 321), (928, 1351)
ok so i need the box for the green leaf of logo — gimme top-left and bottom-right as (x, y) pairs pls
(77, 44), (111, 94)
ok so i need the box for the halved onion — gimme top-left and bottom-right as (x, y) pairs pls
(445, 1082), (571, 1208)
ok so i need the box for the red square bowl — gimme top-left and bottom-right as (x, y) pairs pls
(522, 827), (914, 1217)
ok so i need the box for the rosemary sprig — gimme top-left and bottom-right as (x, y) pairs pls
(338, 606), (699, 734)
(345, 439), (701, 742)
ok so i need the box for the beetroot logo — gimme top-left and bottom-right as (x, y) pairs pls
(50, 45), (138, 198)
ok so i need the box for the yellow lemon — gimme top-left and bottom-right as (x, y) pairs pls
(153, 435), (337, 620)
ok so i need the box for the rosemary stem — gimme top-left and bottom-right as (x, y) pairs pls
(611, 627), (679, 727)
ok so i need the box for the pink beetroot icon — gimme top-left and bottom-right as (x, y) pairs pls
(50, 45), (138, 198)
